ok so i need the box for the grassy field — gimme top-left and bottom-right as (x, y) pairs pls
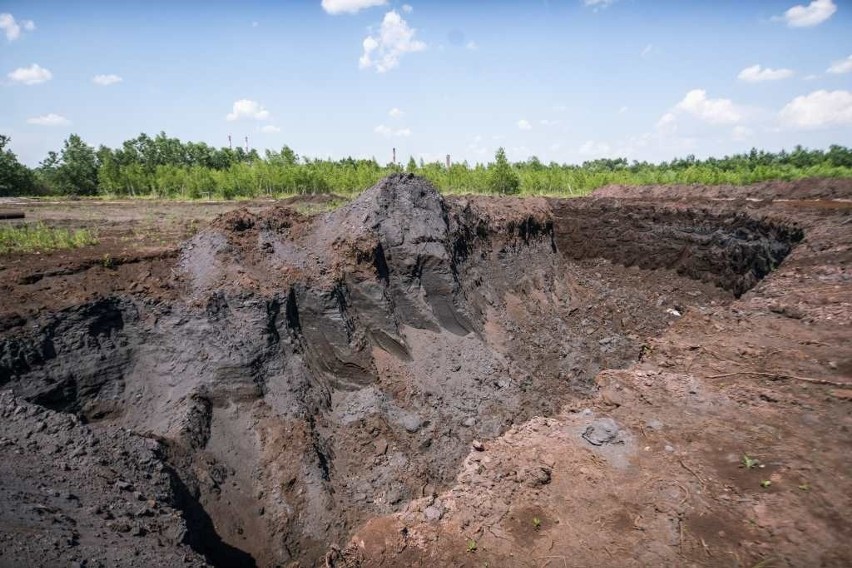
(0, 222), (98, 254)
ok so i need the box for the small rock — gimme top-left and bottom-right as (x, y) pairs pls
(401, 415), (421, 434)
(646, 419), (664, 431)
(581, 418), (621, 446)
(525, 466), (552, 487)
(108, 520), (131, 533)
(472, 440), (485, 452)
(374, 439), (388, 456)
(664, 445), (675, 453)
(462, 417), (476, 428)
(423, 505), (443, 522)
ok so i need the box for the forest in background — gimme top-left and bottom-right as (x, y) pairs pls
(2, 132), (852, 199)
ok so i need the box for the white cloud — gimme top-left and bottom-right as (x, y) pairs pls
(738, 64), (794, 82)
(26, 113), (70, 126)
(359, 10), (426, 73)
(619, 106), (628, 114)
(226, 99), (271, 121)
(828, 55), (852, 75)
(517, 119), (532, 131)
(655, 112), (678, 134)
(641, 44), (653, 58)
(674, 89), (742, 124)
(539, 119), (560, 126)
(579, 140), (612, 157)
(0, 13), (35, 42)
(466, 40), (478, 50)
(321, 0), (387, 15)
(582, 0), (618, 8)
(92, 74), (123, 86)
(732, 125), (754, 141)
(260, 125), (281, 133)
(779, 90), (852, 128)
(388, 107), (404, 118)
(780, 0), (836, 28)
(374, 124), (411, 137)
(7, 63), (52, 85)
(402, 4), (413, 13)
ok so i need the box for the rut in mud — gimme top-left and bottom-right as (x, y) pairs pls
(0, 174), (802, 567)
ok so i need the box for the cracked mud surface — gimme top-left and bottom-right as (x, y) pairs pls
(0, 176), (849, 567)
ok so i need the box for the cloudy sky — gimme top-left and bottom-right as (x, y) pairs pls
(1, 0), (851, 166)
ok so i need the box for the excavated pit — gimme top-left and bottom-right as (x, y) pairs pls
(0, 174), (802, 567)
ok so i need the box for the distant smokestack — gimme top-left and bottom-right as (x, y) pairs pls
(392, 147), (397, 165)
(245, 136), (249, 153)
(446, 154), (451, 169)
(228, 135), (232, 150)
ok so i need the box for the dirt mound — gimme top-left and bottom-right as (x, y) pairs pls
(1, 175), (847, 567)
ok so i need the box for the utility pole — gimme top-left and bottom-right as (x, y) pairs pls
(245, 136), (249, 153)
(392, 147), (397, 165)
(446, 154), (451, 169)
(228, 135), (232, 150)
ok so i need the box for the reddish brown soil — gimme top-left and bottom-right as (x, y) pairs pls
(335, 179), (852, 568)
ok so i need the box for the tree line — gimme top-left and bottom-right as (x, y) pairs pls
(2, 132), (851, 199)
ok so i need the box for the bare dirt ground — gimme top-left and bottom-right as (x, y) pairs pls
(0, 177), (849, 568)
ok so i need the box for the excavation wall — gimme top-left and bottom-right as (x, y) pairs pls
(552, 199), (803, 296)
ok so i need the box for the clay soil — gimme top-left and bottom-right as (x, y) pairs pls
(0, 177), (850, 568)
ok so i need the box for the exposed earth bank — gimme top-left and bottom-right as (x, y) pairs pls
(0, 176), (850, 567)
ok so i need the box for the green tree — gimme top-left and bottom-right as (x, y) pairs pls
(487, 147), (520, 195)
(55, 134), (99, 195)
(0, 135), (36, 196)
(406, 156), (418, 172)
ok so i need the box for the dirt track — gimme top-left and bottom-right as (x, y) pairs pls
(0, 176), (850, 567)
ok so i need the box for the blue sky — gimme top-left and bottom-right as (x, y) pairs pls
(1, 0), (851, 166)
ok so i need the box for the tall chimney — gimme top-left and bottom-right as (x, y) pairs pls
(446, 154), (451, 169)
(245, 136), (249, 153)
(228, 135), (232, 150)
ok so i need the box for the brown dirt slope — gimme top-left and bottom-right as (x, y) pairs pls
(335, 179), (852, 568)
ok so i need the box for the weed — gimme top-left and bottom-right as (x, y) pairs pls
(760, 480), (772, 488)
(741, 455), (761, 469)
(102, 254), (115, 269)
(532, 517), (542, 531)
(466, 539), (477, 553)
(798, 483), (810, 491)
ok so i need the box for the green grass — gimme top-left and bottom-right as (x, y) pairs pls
(0, 222), (98, 254)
